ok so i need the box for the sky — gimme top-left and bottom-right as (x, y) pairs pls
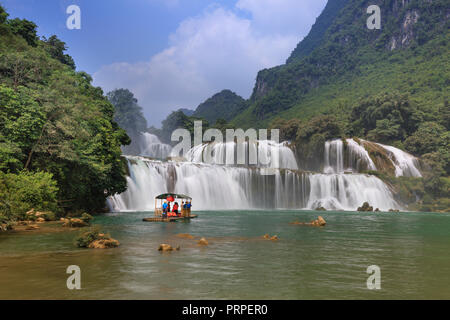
(2, 0), (328, 126)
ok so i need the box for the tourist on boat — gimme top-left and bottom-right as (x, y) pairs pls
(162, 200), (168, 218)
(186, 201), (192, 210)
(173, 202), (179, 215)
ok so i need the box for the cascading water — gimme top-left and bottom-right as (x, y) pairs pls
(108, 136), (413, 212)
(185, 140), (298, 170)
(375, 143), (422, 177)
(138, 133), (172, 159)
(324, 139), (376, 173)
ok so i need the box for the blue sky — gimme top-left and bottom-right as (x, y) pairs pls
(2, 0), (327, 126)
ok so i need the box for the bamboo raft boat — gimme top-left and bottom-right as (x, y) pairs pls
(143, 215), (198, 223)
(143, 193), (196, 223)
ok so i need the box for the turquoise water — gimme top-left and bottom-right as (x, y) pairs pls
(0, 210), (450, 299)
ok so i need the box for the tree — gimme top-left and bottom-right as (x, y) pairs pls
(107, 89), (148, 139)
(350, 92), (422, 144)
(7, 18), (38, 46)
(42, 35), (76, 69)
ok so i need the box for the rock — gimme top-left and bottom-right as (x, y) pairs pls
(25, 225), (40, 230)
(26, 208), (35, 216)
(63, 218), (88, 228)
(315, 207), (327, 211)
(36, 217), (45, 223)
(316, 216), (326, 226)
(270, 235), (279, 241)
(16, 221), (29, 226)
(198, 237), (209, 246)
(375, 208), (380, 212)
(158, 244), (180, 252)
(290, 216), (326, 227)
(389, 209), (400, 213)
(88, 239), (120, 249)
(176, 233), (195, 239)
(357, 202), (373, 212)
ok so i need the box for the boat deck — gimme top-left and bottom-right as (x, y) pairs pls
(143, 215), (198, 223)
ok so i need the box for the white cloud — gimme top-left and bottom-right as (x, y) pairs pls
(93, 1), (327, 126)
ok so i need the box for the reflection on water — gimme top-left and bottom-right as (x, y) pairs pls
(0, 210), (449, 299)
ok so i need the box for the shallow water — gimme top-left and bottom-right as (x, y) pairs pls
(0, 210), (449, 299)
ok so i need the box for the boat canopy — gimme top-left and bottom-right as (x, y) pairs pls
(155, 193), (192, 200)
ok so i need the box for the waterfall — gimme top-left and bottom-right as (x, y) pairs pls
(107, 156), (309, 211)
(376, 143), (422, 177)
(306, 173), (400, 211)
(184, 140), (298, 170)
(107, 136), (409, 212)
(324, 139), (376, 173)
(324, 138), (421, 177)
(138, 133), (172, 159)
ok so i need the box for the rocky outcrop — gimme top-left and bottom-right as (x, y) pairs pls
(62, 218), (89, 228)
(263, 234), (280, 241)
(197, 238), (209, 246)
(88, 238), (120, 249)
(290, 216), (327, 227)
(158, 244), (180, 252)
(357, 202), (374, 212)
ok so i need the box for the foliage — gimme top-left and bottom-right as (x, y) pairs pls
(0, 6), (130, 214)
(107, 88), (148, 138)
(349, 92), (422, 144)
(160, 110), (209, 145)
(42, 35), (75, 69)
(0, 171), (59, 221)
(6, 18), (38, 47)
(74, 226), (110, 248)
(192, 90), (247, 124)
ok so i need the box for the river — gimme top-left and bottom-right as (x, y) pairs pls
(1, 210), (449, 299)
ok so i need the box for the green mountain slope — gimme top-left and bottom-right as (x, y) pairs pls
(192, 89), (247, 124)
(287, 0), (350, 63)
(231, 0), (449, 128)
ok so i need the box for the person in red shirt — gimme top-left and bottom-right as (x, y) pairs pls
(173, 202), (179, 216)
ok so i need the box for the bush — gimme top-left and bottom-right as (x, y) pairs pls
(74, 226), (110, 248)
(0, 171), (59, 221)
(80, 213), (93, 224)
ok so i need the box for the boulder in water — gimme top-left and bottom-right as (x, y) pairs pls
(315, 207), (327, 211)
(357, 202), (373, 212)
(88, 239), (120, 249)
(198, 237), (209, 246)
(389, 209), (400, 213)
(290, 216), (326, 227)
(158, 244), (180, 252)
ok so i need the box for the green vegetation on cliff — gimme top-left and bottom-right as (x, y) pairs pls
(0, 5), (130, 223)
(192, 90), (247, 125)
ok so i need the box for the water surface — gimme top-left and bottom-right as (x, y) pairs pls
(0, 210), (449, 299)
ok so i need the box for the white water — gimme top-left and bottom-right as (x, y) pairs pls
(376, 143), (422, 177)
(324, 138), (421, 177)
(185, 140), (298, 170)
(324, 139), (377, 173)
(307, 173), (399, 211)
(138, 133), (172, 159)
(107, 136), (413, 212)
